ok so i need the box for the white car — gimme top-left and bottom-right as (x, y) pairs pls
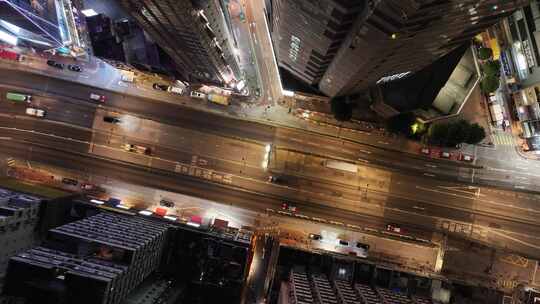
(190, 91), (206, 99)
(90, 93), (106, 102)
(167, 86), (184, 95)
(25, 108), (45, 117)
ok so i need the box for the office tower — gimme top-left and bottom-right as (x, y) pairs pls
(271, 0), (528, 98)
(3, 212), (170, 304)
(116, 0), (241, 85)
(0, 188), (41, 289)
(0, 0), (81, 51)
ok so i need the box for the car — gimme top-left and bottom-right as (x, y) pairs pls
(337, 239), (350, 247)
(167, 86), (184, 95)
(386, 223), (402, 233)
(355, 242), (370, 251)
(90, 93), (106, 102)
(459, 154), (474, 162)
(25, 108), (45, 117)
(68, 64), (82, 72)
(159, 199), (175, 208)
(103, 116), (121, 124)
(420, 147), (430, 155)
(308, 233), (322, 241)
(61, 178), (78, 186)
(47, 59), (64, 69)
(281, 202), (296, 212)
(255, 87), (261, 97)
(268, 175), (285, 184)
(190, 91), (206, 99)
(122, 143), (151, 155)
(80, 183), (95, 190)
(153, 83), (168, 91)
(440, 151), (451, 158)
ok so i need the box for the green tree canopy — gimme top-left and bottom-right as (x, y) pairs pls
(465, 123), (486, 144)
(480, 75), (500, 93)
(331, 96), (354, 121)
(477, 47), (493, 60)
(482, 60), (501, 77)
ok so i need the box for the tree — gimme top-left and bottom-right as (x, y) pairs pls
(428, 123), (450, 146)
(480, 75), (500, 93)
(387, 112), (416, 136)
(465, 123), (486, 144)
(477, 47), (493, 60)
(446, 119), (470, 147)
(482, 60), (501, 77)
(331, 96), (353, 121)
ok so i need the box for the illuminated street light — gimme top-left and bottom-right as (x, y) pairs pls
(265, 144), (271, 153)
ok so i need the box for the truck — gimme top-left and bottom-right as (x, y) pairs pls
(323, 160), (357, 173)
(207, 94), (230, 106)
(6, 92), (31, 103)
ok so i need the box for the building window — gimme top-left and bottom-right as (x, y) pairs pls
(289, 35), (301, 62)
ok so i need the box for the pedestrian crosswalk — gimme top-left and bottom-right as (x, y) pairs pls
(492, 133), (516, 146)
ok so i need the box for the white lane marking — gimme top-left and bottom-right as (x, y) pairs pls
(423, 173), (436, 177)
(425, 164), (437, 168)
(357, 158), (369, 164)
(359, 149), (372, 154)
(377, 141), (389, 145)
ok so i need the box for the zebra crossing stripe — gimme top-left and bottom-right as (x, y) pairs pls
(6, 158), (15, 167)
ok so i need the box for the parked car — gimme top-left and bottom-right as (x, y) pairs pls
(337, 239), (350, 247)
(122, 143), (151, 155)
(386, 223), (402, 233)
(68, 64), (82, 72)
(308, 233), (322, 241)
(90, 93), (106, 102)
(25, 108), (45, 117)
(420, 147), (430, 155)
(440, 151), (451, 158)
(255, 87), (261, 97)
(281, 202), (296, 212)
(167, 86), (184, 95)
(355, 242), (370, 251)
(159, 199), (175, 208)
(103, 116), (121, 124)
(47, 59), (63, 69)
(153, 83), (168, 91)
(190, 91), (206, 99)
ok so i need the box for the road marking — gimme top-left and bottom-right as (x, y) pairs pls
(377, 141), (389, 145)
(357, 158), (369, 164)
(423, 173), (435, 177)
(412, 206), (425, 211)
(359, 149), (372, 154)
(515, 185), (526, 189)
(425, 164), (437, 168)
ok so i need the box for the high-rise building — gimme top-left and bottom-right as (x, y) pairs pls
(0, 0), (85, 54)
(271, 0), (528, 98)
(270, 0), (365, 86)
(116, 0), (241, 85)
(3, 212), (170, 304)
(0, 188), (41, 289)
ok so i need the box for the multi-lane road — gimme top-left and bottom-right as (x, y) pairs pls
(2, 66), (540, 259)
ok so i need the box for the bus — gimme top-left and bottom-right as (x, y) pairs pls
(6, 92), (31, 103)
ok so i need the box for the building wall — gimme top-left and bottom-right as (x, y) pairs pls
(318, 0), (527, 98)
(271, 0), (364, 85)
(116, 0), (239, 85)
